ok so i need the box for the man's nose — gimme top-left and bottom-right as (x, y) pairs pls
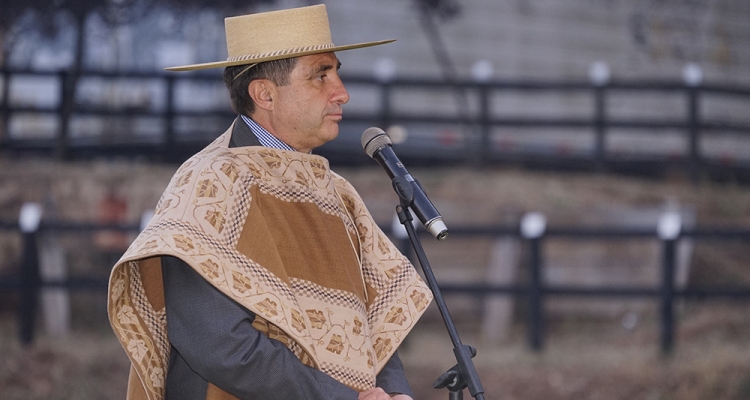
(331, 79), (350, 105)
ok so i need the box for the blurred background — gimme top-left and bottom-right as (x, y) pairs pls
(1, 0), (750, 399)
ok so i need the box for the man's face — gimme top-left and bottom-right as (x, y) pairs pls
(269, 52), (350, 153)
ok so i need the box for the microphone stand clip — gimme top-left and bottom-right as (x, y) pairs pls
(433, 345), (478, 400)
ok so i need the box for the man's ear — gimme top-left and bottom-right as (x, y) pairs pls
(248, 79), (275, 111)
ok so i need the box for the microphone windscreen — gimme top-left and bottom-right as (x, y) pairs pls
(361, 127), (391, 158)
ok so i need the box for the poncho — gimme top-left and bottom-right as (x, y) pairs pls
(107, 127), (433, 399)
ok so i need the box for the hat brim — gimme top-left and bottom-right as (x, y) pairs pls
(165, 39), (396, 72)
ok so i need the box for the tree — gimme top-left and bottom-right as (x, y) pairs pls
(1, 0), (275, 69)
(0, 0), (49, 66)
(0, 0), (275, 159)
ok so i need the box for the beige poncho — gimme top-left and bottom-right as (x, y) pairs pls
(107, 128), (432, 399)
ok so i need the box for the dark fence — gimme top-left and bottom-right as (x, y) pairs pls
(419, 222), (750, 353)
(2, 210), (749, 353)
(0, 217), (139, 344)
(2, 68), (750, 179)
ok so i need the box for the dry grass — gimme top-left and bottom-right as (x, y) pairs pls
(2, 301), (750, 400)
(403, 301), (750, 400)
(0, 315), (129, 400)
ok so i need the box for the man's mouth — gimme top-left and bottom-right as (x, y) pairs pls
(327, 112), (343, 120)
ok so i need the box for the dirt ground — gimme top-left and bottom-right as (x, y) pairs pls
(2, 300), (750, 400)
(2, 158), (750, 399)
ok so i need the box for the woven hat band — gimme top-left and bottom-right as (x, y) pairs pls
(225, 6), (333, 60)
(227, 43), (335, 63)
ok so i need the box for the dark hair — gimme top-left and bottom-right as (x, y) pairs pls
(222, 57), (298, 116)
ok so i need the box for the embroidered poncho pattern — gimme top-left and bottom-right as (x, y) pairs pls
(107, 128), (433, 399)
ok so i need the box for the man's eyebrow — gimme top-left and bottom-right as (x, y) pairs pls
(308, 61), (342, 77)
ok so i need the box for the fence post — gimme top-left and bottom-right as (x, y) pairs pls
(658, 211), (682, 354)
(472, 60), (494, 166)
(56, 70), (73, 161)
(521, 212), (546, 351)
(589, 62), (610, 170)
(478, 84), (490, 166)
(1, 68), (10, 150)
(164, 74), (176, 162)
(18, 203), (43, 345)
(374, 58), (395, 131)
(683, 64), (702, 184)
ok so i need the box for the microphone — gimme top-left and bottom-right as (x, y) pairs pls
(361, 127), (448, 240)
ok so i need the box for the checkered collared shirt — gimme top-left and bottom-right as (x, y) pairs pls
(240, 115), (296, 151)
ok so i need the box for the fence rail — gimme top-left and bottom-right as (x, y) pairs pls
(2, 68), (750, 179)
(2, 206), (749, 353)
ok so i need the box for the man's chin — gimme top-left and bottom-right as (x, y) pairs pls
(310, 127), (339, 150)
(323, 124), (340, 143)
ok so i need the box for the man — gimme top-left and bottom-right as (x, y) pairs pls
(108, 5), (432, 400)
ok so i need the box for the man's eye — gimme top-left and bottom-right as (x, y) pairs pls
(317, 74), (326, 81)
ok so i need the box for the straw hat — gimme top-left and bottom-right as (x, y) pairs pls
(165, 4), (395, 71)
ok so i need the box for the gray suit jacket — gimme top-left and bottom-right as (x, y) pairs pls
(160, 118), (413, 399)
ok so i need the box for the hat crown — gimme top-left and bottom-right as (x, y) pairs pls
(225, 5), (333, 62)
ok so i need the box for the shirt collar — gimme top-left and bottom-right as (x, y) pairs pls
(240, 115), (296, 152)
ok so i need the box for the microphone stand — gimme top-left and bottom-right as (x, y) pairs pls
(391, 177), (486, 400)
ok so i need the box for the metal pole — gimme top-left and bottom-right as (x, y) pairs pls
(683, 64), (703, 184)
(521, 212), (546, 351)
(589, 62), (610, 171)
(660, 238), (676, 354)
(18, 203), (43, 346)
(529, 236), (544, 351)
(687, 87), (700, 184)
(0, 68), (10, 151)
(657, 211), (681, 354)
(56, 70), (78, 161)
(594, 85), (606, 169)
(395, 204), (485, 400)
(164, 75), (176, 162)
(478, 85), (490, 166)
(19, 231), (40, 345)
